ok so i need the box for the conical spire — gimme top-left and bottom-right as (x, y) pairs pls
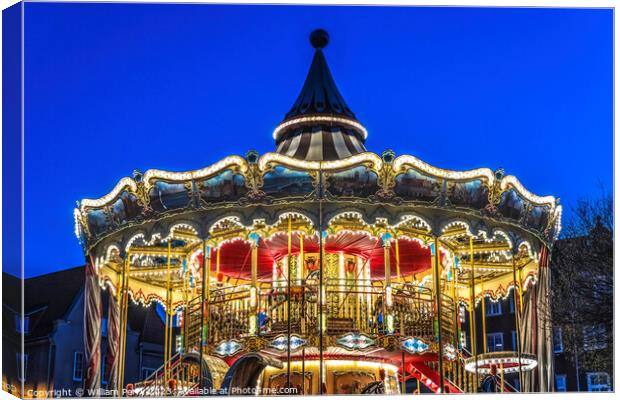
(273, 29), (367, 161)
(285, 30), (356, 120)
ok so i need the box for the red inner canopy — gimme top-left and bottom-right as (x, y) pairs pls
(207, 233), (432, 281)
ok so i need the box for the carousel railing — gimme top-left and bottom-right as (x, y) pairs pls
(443, 348), (476, 393)
(258, 281), (313, 336)
(207, 284), (252, 343)
(133, 353), (200, 397)
(204, 279), (438, 341)
(324, 279), (384, 335)
(440, 292), (456, 339)
(256, 279), (381, 336)
(392, 283), (435, 340)
(183, 295), (203, 353)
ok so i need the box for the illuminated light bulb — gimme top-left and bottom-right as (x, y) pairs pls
(273, 115), (368, 140)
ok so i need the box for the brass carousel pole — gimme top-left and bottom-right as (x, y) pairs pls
(395, 237), (407, 394)
(383, 235), (390, 286)
(382, 234), (391, 335)
(512, 255), (524, 389)
(469, 237), (478, 392)
(432, 237), (445, 392)
(451, 254), (459, 388)
(164, 240), (172, 385)
(199, 240), (208, 390)
(500, 363), (505, 392)
(394, 238), (401, 284)
(122, 255), (131, 393)
(117, 254), (130, 395)
(182, 256), (188, 354)
(318, 167), (325, 395)
(401, 350), (406, 394)
(115, 260), (123, 396)
(116, 257), (124, 396)
(480, 280), (487, 354)
(518, 263), (524, 312)
(287, 216), (292, 389)
(250, 235), (258, 336)
(300, 232), (306, 395)
(170, 254), (175, 364)
(206, 245), (213, 347)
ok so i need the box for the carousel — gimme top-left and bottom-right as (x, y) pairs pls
(75, 29), (561, 396)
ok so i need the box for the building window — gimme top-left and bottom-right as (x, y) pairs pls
(141, 367), (156, 380)
(176, 309), (183, 328)
(583, 324), (606, 351)
(14, 315), (29, 334)
(102, 318), (108, 338)
(73, 352), (84, 382)
(485, 299), (502, 316)
(587, 372), (610, 392)
(509, 291), (515, 313)
(176, 335), (183, 353)
(16, 353), (28, 382)
(459, 331), (467, 349)
(101, 358), (107, 385)
(511, 330), (517, 351)
(555, 375), (567, 392)
(553, 327), (564, 353)
(486, 332), (504, 352)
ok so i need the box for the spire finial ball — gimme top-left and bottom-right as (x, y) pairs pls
(310, 29), (329, 49)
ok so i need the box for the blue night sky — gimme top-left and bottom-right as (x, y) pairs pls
(21, 4), (612, 277)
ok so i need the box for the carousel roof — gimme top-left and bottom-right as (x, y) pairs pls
(75, 149), (562, 265)
(274, 29), (367, 161)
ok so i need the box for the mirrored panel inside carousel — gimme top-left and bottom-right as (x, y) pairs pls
(75, 29), (561, 396)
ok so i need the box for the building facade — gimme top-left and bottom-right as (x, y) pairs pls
(2, 267), (171, 398)
(550, 225), (613, 393)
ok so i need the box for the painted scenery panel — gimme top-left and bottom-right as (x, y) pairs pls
(110, 191), (141, 225)
(394, 168), (441, 202)
(497, 188), (525, 221)
(333, 371), (377, 394)
(268, 372), (312, 394)
(447, 180), (489, 209)
(86, 209), (109, 236)
(327, 166), (378, 198)
(200, 170), (247, 202)
(525, 205), (550, 231)
(262, 166), (314, 198)
(149, 181), (190, 212)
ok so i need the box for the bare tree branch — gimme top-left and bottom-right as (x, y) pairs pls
(550, 190), (613, 377)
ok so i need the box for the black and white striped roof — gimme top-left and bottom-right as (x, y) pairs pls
(273, 29), (368, 161)
(276, 126), (366, 161)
